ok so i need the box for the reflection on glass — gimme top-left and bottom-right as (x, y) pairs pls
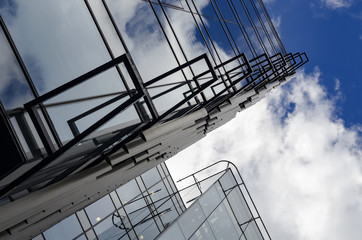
(127, 197), (151, 227)
(223, 198), (243, 237)
(117, 179), (141, 204)
(75, 234), (87, 240)
(0, 0), (110, 94)
(207, 201), (239, 240)
(157, 222), (185, 240)
(158, 199), (179, 226)
(43, 214), (82, 240)
(150, 181), (168, 207)
(94, 215), (129, 240)
(243, 220), (264, 240)
(227, 187), (253, 225)
(107, 0), (179, 80)
(219, 170), (236, 192)
(190, 221), (216, 240)
(85, 195), (115, 225)
(141, 167), (161, 189)
(199, 182), (223, 216)
(134, 218), (160, 240)
(0, 28), (33, 110)
(178, 201), (206, 239)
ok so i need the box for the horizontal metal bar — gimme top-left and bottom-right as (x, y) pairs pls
(25, 55), (128, 108)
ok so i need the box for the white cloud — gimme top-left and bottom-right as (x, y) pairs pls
(167, 68), (362, 240)
(320, 0), (353, 9)
(334, 77), (340, 90)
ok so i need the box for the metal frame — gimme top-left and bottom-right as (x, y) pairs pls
(175, 160), (272, 240)
(0, 0), (308, 203)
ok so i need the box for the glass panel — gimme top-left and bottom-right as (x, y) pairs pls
(116, 179), (142, 204)
(223, 197), (243, 237)
(192, 1), (236, 64)
(85, 195), (115, 225)
(177, 201), (206, 239)
(150, 181), (168, 208)
(157, 222), (185, 240)
(243, 220), (264, 240)
(141, 167), (162, 188)
(158, 198), (179, 226)
(43, 214), (82, 240)
(190, 221), (216, 240)
(75, 235), (87, 240)
(0, 0), (110, 94)
(230, 0), (263, 56)
(160, 0), (183, 8)
(207, 200), (239, 240)
(227, 187), (253, 225)
(199, 182), (223, 216)
(134, 219), (160, 240)
(127, 197), (151, 224)
(94, 215), (129, 240)
(0, 27), (33, 110)
(106, 0), (179, 81)
(219, 169), (236, 193)
(44, 68), (137, 142)
(85, 230), (96, 240)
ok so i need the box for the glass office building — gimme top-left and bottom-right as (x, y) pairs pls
(33, 162), (186, 240)
(32, 161), (270, 240)
(0, 0), (307, 238)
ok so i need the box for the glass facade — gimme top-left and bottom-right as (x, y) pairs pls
(34, 162), (184, 240)
(0, 1), (307, 238)
(157, 167), (267, 240)
(34, 161), (270, 240)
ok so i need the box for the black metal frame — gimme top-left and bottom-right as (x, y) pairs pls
(176, 160), (272, 240)
(0, 0), (309, 203)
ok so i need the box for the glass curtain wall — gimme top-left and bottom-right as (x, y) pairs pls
(157, 169), (265, 240)
(33, 162), (184, 240)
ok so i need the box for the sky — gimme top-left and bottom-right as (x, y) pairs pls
(168, 0), (362, 240)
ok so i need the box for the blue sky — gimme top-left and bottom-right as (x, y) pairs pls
(265, 0), (362, 126)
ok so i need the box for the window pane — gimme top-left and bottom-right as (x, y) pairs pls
(0, 0), (110, 94)
(85, 195), (115, 225)
(227, 187), (253, 225)
(141, 167), (161, 188)
(158, 199), (179, 226)
(0, 27), (33, 110)
(94, 215), (129, 240)
(243, 220), (264, 240)
(190, 221), (216, 240)
(157, 222), (185, 240)
(150, 181), (168, 207)
(117, 179), (142, 204)
(43, 214), (82, 240)
(207, 201), (239, 240)
(219, 170), (236, 192)
(199, 182), (223, 216)
(134, 219), (160, 240)
(178, 201), (206, 239)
